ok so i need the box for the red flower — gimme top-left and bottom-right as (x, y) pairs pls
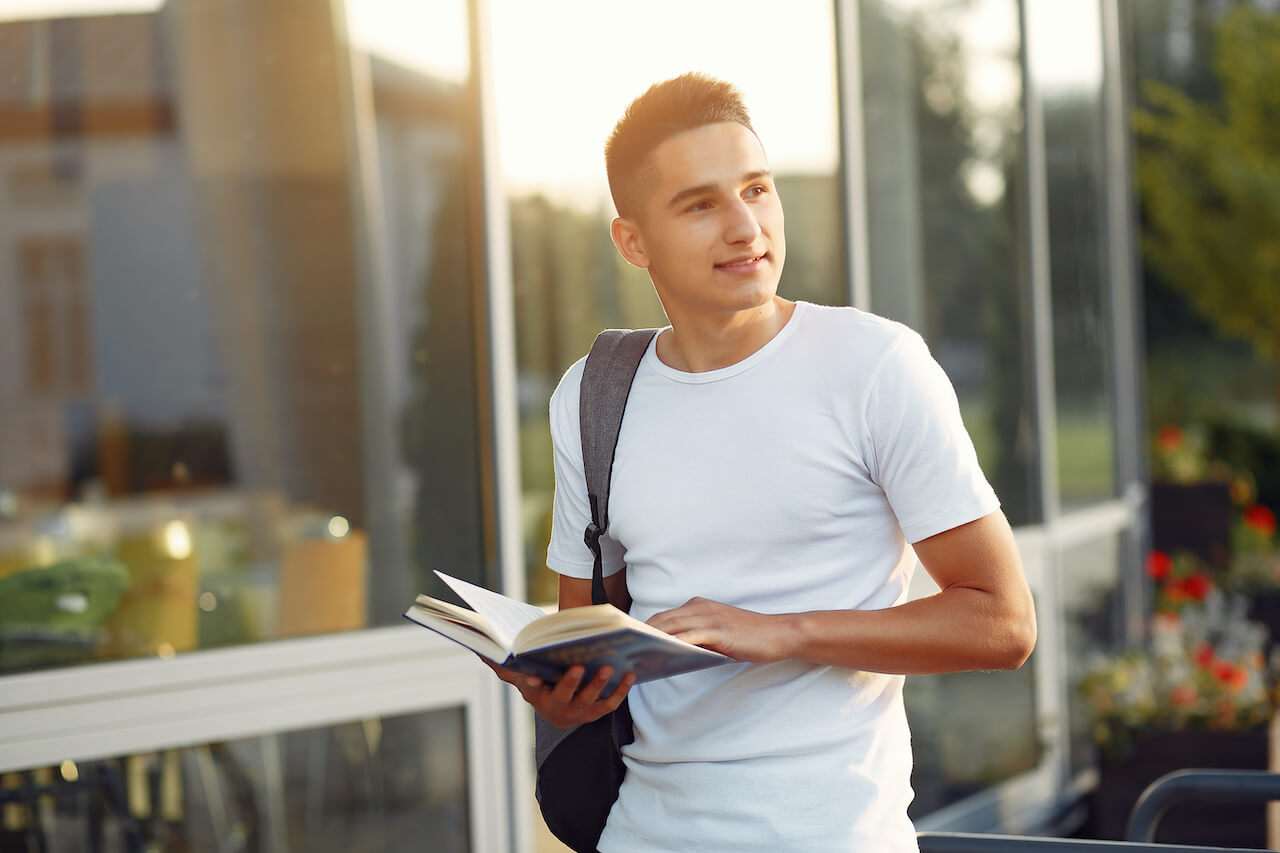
(1194, 643), (1216, 668)
(1212, 662), (1249, 692)
(1156, 425), (1183, 452)
(1145, 550), (1173, 580)
(1181, 572), (1212, 601)
(1243, 504), (1277, 537)
(1170, 684), (1198, 707)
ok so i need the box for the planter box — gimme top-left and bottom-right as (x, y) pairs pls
(1248, 591), (1280, 658)
(1150, 482), (1232, 561)
(1087, 728), (1268, 847)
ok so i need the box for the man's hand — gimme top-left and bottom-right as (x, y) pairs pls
(483, 660), (635, 729)
(647, 598), (791, 663)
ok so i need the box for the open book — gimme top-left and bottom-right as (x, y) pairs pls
(404, 571), (731, 690)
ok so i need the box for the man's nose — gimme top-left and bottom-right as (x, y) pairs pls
(723, 199), (762, 244)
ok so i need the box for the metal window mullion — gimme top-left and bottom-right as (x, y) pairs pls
(1021, 3), (1062, 531)
(1019, 0), (1072, 814)
(1100, 0), (1150, 645)
(468, 0), (534, 850)
(1047, 497), (1134, 550)
(834, 0), (872, 310)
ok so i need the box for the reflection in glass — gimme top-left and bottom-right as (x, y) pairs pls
(0, 0), (487, 675)
(0, 708), (470, 852)
(906, 654), (1040, 818)
(1026, 0), (1118, 509)
(490, 0), (848, 602)
(859, 0), (1040, 526)
(859, 0), (1043, 811)
(1060, 535), (1124, 777)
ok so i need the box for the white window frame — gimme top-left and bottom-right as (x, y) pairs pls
(0, 628), (515, 852)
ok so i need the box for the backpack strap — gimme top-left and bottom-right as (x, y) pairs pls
(579, 328), (658, 606)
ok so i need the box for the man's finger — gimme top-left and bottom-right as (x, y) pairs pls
(603, 673), (636, 710)
(481, 658), (540, 687)
(574, 666), (615, 705)
(550, 666), (586, 702)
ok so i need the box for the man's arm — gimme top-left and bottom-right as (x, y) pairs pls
(557, 569), (631, 611)
(646, 510), (1036, 674)
(482, 569), (635, 729)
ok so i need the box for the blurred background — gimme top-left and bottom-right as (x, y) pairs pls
(0, 0), (1275, 850)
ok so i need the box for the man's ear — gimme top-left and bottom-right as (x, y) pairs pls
(610, 217), (649, 269)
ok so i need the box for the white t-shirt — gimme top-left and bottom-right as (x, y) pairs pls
(546, 302), (1000, 852)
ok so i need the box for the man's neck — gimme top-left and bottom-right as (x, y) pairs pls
(656, 297), (797, 373)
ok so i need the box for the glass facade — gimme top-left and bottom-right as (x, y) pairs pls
(0, 0), (491, 677)
(858, 0), (1044, 813)
(0, 0), (1150, 844)
(1026, 0), (1119, 510)
(859, 0), (1041, 528)
(906, 651), (1041, 817)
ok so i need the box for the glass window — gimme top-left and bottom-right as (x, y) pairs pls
(488, 0), (847, 601)
(1060, 535), (1125, 777)
(0, 708), (469, 852)
(858, 0), (1043, 810)
(906, 651), (1041, 817)
(859, 0), (1041, 527)
(0, 0), (488, 676)
(1025, 0), (1118, 509)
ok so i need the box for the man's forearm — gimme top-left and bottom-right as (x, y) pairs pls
(782, 586), (1036, 675)
(648, 512), (1037, 674)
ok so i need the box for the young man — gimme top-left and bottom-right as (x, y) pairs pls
(491, 73), (1036, 851)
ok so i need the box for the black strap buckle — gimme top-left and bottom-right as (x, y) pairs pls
(583, 521), (602, 550)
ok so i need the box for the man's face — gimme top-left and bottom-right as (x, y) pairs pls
(615, 122), (786, 324)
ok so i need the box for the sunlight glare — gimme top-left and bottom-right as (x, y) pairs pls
(0, 0), (160, 21)
(489, 0), (840, 210)
(1026, 0), (1104, 95)
(345, 0), (468, 84)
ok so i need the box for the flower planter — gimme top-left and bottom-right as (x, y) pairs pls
(1247, 590), (1280, 657)
(1087, 728), (1268, 847)
(1150, 481), (1233, 561)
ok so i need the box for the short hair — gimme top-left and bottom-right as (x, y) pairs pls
(605, 73), (755, 217)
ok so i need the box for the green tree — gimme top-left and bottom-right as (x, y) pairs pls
(1133, 5), (1280, 417)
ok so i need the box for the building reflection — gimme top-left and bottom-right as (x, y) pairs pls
(0, 1), (486, 675)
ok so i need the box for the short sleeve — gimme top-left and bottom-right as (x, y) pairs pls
(863, 330), (1000, 543)
(545, 358), (628, 579)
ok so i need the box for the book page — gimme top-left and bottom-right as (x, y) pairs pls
(435, 570), (549, 650)
(402, 604), (509, 663)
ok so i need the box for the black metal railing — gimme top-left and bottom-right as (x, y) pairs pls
(1127, 769), (1280, 843)
(917, 832), (1259, 852)
(918, 768), (1280, 853)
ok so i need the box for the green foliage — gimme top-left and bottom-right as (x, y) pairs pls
(1133, 6), (1280, 368)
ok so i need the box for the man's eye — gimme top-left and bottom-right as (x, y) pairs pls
(745, 185), (767, 199)
(687, 201), (711, 212)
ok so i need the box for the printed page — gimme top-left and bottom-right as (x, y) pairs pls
(435, 570), (549, 650)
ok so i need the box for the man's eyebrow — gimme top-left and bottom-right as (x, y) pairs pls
(665, 169), (773, 209)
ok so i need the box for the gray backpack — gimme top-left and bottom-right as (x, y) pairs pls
(533, 327), (656, 853)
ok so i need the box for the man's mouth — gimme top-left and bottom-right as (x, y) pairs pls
(716, 254), (766, 269)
